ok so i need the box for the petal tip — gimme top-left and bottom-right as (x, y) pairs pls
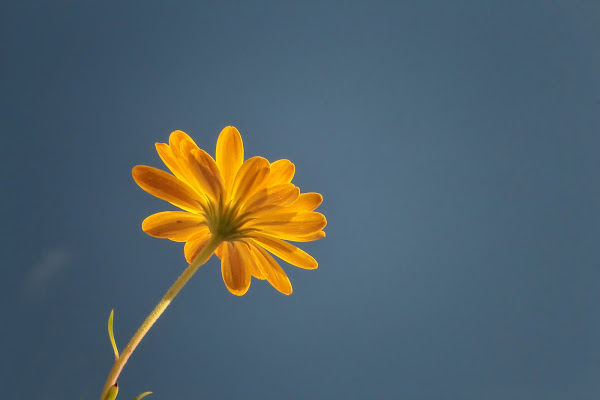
(226, 284), (250, 296)
(131, 165), (146, 180)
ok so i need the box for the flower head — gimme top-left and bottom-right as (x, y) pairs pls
(132, 127), (326, 295)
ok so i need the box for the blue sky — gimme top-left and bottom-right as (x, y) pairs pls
(2, 1), (599, 399)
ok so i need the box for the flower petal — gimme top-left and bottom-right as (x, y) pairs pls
(184, 229), (212, 263)
(216, 126), (244, 197)
(183, 148), (224, 202)
(231, 156), (270, 206)
(266, 159), (295, 186)
(248, 243), (292, 295)
(249, 211), (327, 240)
(169, 130), (199, 157)
(132, 165), (206, 212)
(221, 242), (251, 296)
(142, 211), (206, 242)
(215, 243), (224, 259)
(155, 143), (189, 184)
(242, 183), (299, 215)
(265, 193), (323, 214)
(177, 139), (207, 189)
(237, 242), (265, 279)
(250, 234), (318, 269)
(287, 193), (323, 212)
(282, 231), (326, 242)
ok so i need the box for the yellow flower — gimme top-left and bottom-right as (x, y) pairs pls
(132, 127), (326, 296)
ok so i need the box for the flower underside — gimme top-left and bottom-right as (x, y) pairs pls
(132, 126), (326, 295)
(202, 196), (254, 241)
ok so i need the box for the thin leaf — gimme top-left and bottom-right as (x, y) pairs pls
(132, 392), (152, 400)
(108, 309), (119, 360)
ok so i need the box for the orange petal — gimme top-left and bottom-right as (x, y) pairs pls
(283, 231), (326, 242)
(248, 244), (292, 295)
(155, 143), (189, 185)
(221, 242), (251, 296)
(132, 165), (206, 212)
(184, 230), (213, 263)
(242, 183), (299, 215)
(266, 160), (295, 186)
(231, 156), (270, 206)
(184, 148), (224, 201)
(249, 211), (327, 240)
(288, 193), (323, 212)
(215, 243), (224, 259)
(250, 234), (318, 269)
(177, 139), (207, 189)
(216, 126), (244, 197)
(266, 192), (323, 214)
(238, 242), (265, 279)
(169, 130), (199, 158)
(142, 211), (206, 242)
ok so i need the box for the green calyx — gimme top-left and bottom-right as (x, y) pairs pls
(202, 197), (255, 241)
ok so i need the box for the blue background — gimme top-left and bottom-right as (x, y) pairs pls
(2, 1), (599, 399)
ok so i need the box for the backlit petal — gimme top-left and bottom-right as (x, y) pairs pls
(265, 193), (323, 214)
(215, 243), (224, 259)
(287, 193), (323, 212)
(216, 126), (244, 197)
(231, 156), (270, 206)
(248, 244), (292, 295)
(155, 143), (189, 185)
(238, 242), (265, 279)
(249, 211), (327, 240)
(184, 148), (224, 201)
(250, 234), (318, 269)
(177, 139), (206, 188)
(221, 242), (251, 296)
(282, 231), (326, 242)
(142, 211), (206, 242)
(169, 130), (199, 158)
(132, 165), (206, 212)
(266, 160), (295, 186)
(184, 229), (212, 263)
(242, 183), (299, 215)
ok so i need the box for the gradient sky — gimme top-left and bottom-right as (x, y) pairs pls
(2, 1), (599, 399)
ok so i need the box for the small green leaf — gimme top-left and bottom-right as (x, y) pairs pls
(108, 309), (119, 360)
(104, 383), (119, 400)
(132, 391), (152, 400)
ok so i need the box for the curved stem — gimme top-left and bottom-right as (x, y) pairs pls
(99, 235), (223, 400)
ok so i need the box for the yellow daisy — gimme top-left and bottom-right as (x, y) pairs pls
(132, 126), (326, 295)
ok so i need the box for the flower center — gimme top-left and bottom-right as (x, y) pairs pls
(202, 197), (253, 241)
